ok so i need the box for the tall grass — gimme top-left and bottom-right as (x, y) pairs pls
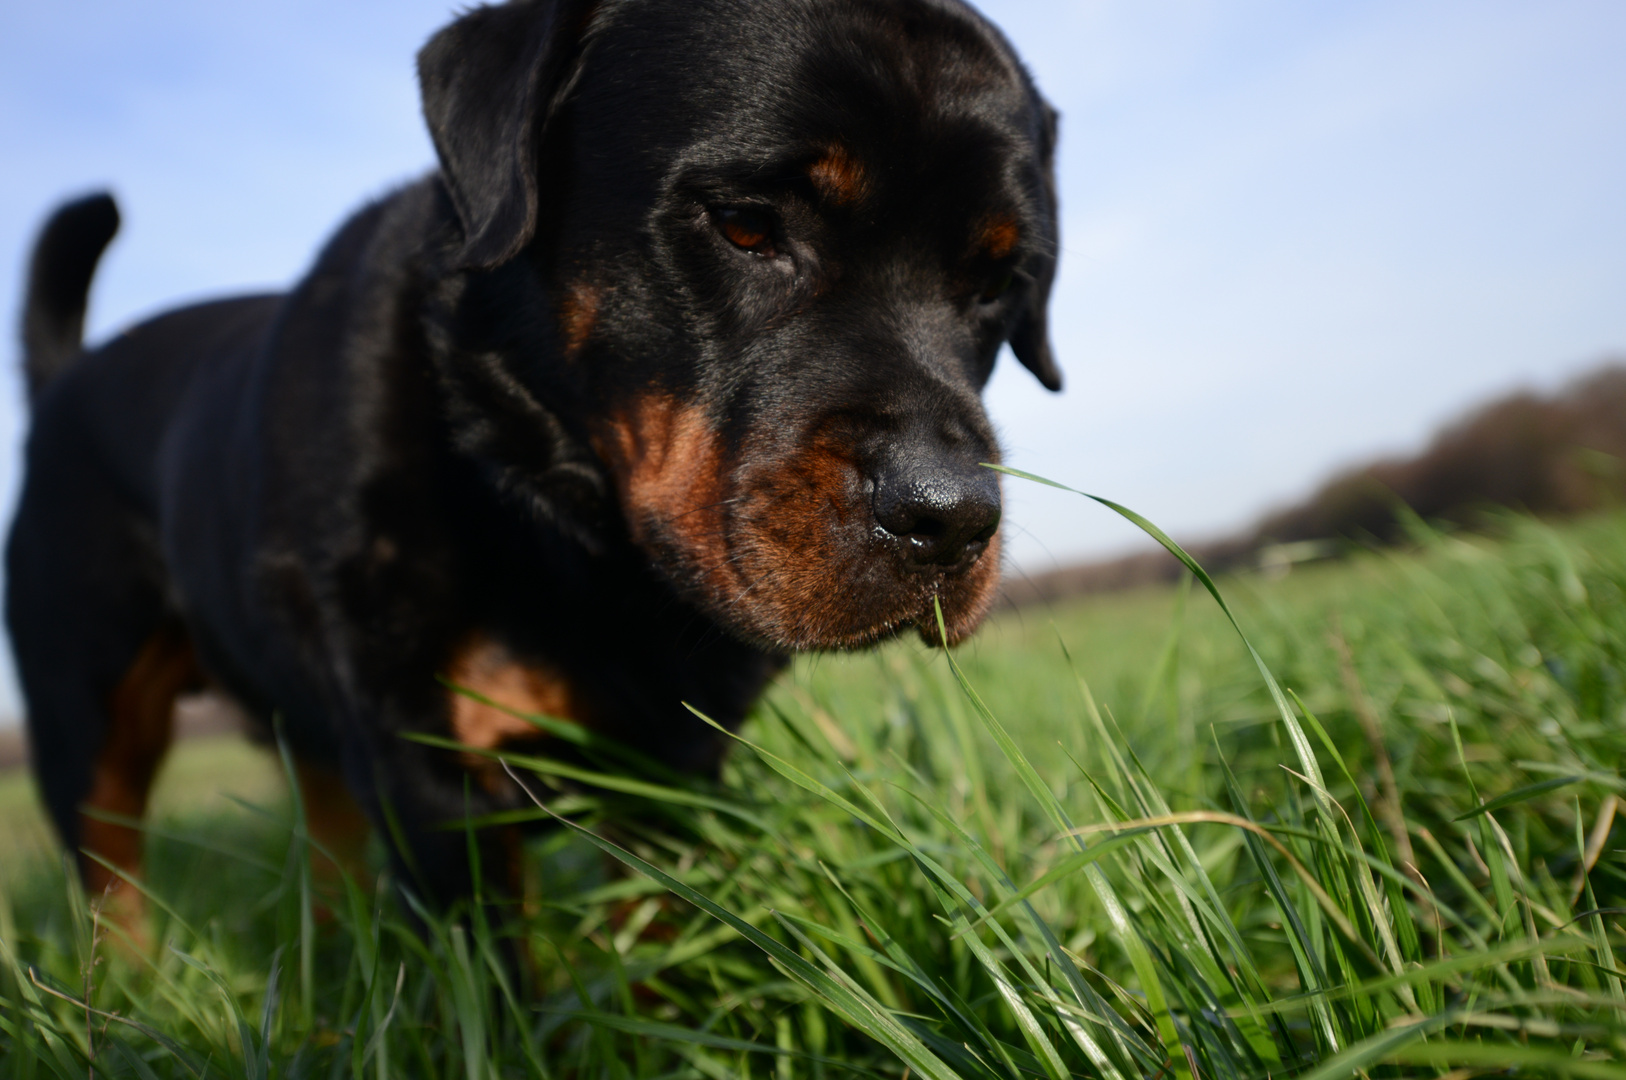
(4, 485), (1626, 1077)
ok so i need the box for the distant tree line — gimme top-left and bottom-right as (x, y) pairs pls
(1002, 359), (1626, 606)
(1248, 362), (1626, 545)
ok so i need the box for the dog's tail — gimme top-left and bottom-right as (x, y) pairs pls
(20, 192), (120, 402)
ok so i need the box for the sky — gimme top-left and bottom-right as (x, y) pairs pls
(1, 0), (1624, 721)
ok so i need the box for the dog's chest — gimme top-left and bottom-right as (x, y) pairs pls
(445, 634), (584, 752)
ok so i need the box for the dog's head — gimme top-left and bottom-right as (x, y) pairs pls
(420, 0), (1060, 650)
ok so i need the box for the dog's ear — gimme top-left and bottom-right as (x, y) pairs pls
(1009, 98), (1063, 392)
(418, 0), (594, 270)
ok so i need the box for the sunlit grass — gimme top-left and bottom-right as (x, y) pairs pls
(5, 489), (1626, 1077)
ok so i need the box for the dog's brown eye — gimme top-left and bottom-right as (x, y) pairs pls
(716, 207), (776, 255)
(979, 271), (1015, 303)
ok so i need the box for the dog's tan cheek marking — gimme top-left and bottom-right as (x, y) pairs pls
(730, 436), (885, 647)
(979, 215), (1020, 260)
(83, 623), (202, 943)
(593, 394), (732, 585)
(808, 145), (869, 206)
(750, 440), (856, 561)
(557, 282), (602, 359)
(738, 441), (1004, 650)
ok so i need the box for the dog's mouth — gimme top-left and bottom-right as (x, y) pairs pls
(590, 394), (1003, 651)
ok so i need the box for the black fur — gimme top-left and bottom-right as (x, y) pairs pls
(9, 0), (1061, 910)
(20, 192), (120, 399)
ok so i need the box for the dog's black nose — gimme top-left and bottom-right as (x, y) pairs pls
(872, 460), (1001, 569)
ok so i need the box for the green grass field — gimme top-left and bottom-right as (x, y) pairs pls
(6, 494), (1626, 1078)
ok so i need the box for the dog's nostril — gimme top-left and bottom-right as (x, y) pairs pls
(900, 515), (947, 539)
(872, 465), (1001, 569)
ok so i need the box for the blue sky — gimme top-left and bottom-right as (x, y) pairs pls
(2, 0), (1624, 719)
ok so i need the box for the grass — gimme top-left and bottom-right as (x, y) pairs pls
(5, 485), (1626, 1078)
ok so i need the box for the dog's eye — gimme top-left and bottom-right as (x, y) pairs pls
(979, 271), (1015, 304)
(715, 207), (777, 256)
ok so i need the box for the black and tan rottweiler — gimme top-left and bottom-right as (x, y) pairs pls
(8, 0), (1061, 925)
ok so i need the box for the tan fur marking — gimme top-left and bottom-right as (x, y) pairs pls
(593, 397), (1002, 652)
(593, 394), (731, 585)
(808, 145), (869, 206)
(980, 215), (1020, 260)
(447, 636), (581, 753)
(82, 624), (201, 945)
(730, 432), (1002, 649)
(557, 282), (602, 358)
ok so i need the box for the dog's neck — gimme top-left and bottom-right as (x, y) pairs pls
(422, 238), (615, 555)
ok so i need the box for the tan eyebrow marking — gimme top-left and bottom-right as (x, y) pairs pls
(807, 144), (869, 206)
(979, 215), (1021, 260)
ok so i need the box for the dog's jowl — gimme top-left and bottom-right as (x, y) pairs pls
(8, 0), (1061, 927)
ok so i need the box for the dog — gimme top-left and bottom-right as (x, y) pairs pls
(9, 0), (1060, 927)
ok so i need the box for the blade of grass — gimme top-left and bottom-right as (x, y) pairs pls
(932, 599), (1189, 1079)
(503, 763), (966, 1080)
(1453, 775), (1584, 822)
